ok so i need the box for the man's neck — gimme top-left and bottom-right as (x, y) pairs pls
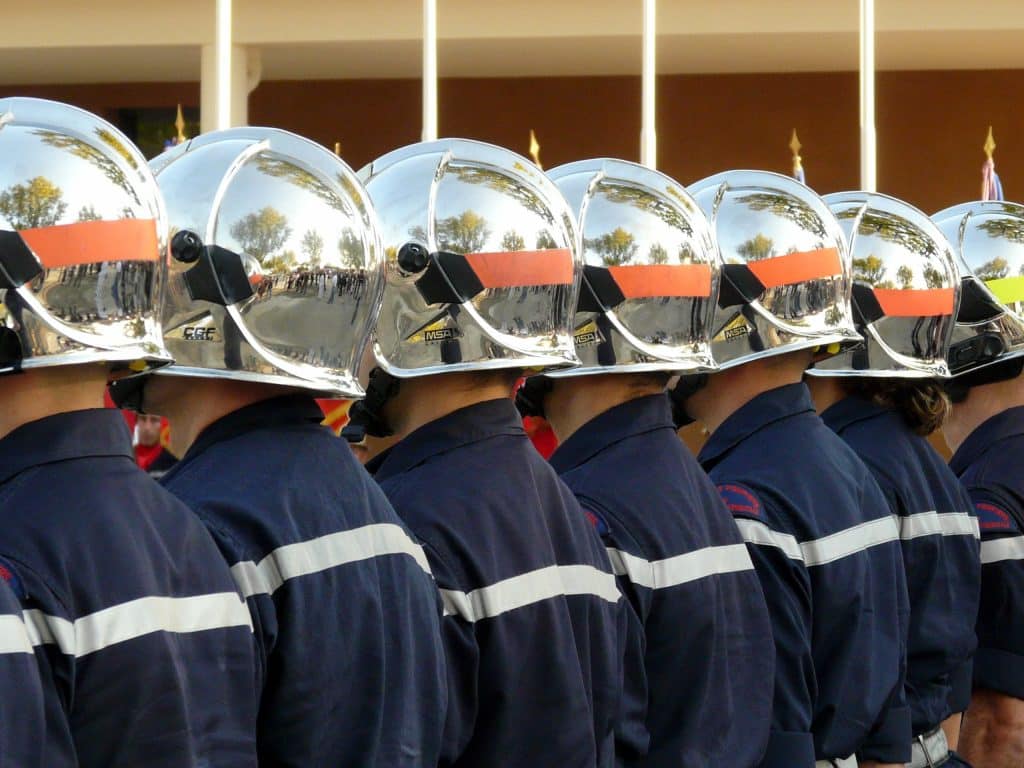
(545, 374), (664, 443)
(804, 375), (848, 415)
(383, 372), (514, 442)
(145, 376), (300, 457)
(944, 375), (1024, 454)
(687, 352), (811, 436)
(0, 365), (108, 441)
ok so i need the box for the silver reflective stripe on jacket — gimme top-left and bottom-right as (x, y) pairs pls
(815, 756), (857, 768)
(909, 726), (950, 768)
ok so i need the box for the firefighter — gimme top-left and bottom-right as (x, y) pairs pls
(671, 170), (912, 768)
(0, 97), (257, 767)
(933, 200), (1024, 767)
(114, 128), (447, 767)
(350, 139), (625, 767)
(516, 158), (774, 766)
(806, 191), (979, 767)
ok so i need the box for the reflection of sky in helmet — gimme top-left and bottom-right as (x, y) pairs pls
(581, 180), (704, 268)
(0, 127), (154, 229)
(713, 189), (830, 264)
(431, 162), (568, 255)
(966, 213), (1024, 280)
(212, 155), (369, 271)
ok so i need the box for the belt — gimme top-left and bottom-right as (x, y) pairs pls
(908, 727), (949, 768)
(815, 757), (857, 768)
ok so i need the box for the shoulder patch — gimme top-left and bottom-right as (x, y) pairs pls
(581, 508), (610, 536)
(717, 483), (762, 517)
(0, 557), (27, 601)
(975, 501), (1019, 533)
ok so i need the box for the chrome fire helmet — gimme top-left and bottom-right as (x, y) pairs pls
(544, 158), (720, 375)
(147, 127), (384, 397)
(357, 138), (581, 378)
(0, 97), (171, 375)
(809, 192), (959, 379)
(687, 170), (861, 370)
(932, 201), (1024, 379)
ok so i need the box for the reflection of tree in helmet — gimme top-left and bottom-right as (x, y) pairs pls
(78, 204), (101, 222)
(231, 206), (291, 260)
(451, 165), (549, 221)
(536, 231), (558, 250)
(34, 129), (141, 206)
(0, 176), (67, 229)
(897, 265), (914, 289)
(301, 229), (324, 267)
(254, 156), (347, 213)
(978, 213), (1024, 244)
(859, 209), (939, 258)
(598, 182), (692, 235)
(852, 254), (886, 286)
(338, 229), (365, 268)
(436, 210), (490, 254)
(738, 192), (827, 237)
(501, 230), (526, 252)
(649, 243), (669, 264)
(737, 234), (774, 261)
(923, 266), (946, 289)
(976, 257), (1010, 281)
(585, 227), (637, 266)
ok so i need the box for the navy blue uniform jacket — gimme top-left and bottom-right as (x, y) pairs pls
(163, 395), (447, 768)
(698, 383), (912, 766)
(550, 394), (774, 768)
(0, 409), (258, 768)
(950, 405), (1024, 700)
(0, 577), (45, 767)
(823, 395), (980, 734)
(373, 398), (625, 768)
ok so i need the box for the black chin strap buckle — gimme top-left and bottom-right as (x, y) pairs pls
(346, 368), (400, 438)
(515, 376), (553, 419)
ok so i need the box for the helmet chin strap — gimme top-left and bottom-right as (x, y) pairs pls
(667, 374), (708, 428)
(514, 376), (553, 419)
(945, 357), (1024, 404)
(107, 373), (149, 412)
(346, 367), (401, 438)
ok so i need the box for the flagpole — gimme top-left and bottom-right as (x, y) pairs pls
(859, 0), (876, 192)
(215, 0), (232, 130)
(640, 0), (657, 169)
(422, 0), (438, 141)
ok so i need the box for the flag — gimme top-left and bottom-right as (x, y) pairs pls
(790, 129), (806, 185)
(982, 126), (1004, 201)
(529, 129), (543, 170)
(316, 398), (352, 436)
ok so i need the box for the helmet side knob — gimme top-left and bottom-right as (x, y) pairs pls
(171, 230), (204, 264)
(397, 242), (429, 275)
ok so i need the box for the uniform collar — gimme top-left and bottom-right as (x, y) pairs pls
(950, 405), (1024, 474)
(549, 393), (674, 473)
(698, 382), (816, 467)
(820, 393), (894, 434)
(180, 394), (326, 464)
(374, 398), (524, 482)
(0, 409), (133, 485)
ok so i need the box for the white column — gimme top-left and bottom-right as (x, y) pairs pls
(200, 45), (257, 133)
(640, 0), (657, 169)
(859, 0), (876, 191)
(215, 0), (233, 130)
(422, 0), (438, 141)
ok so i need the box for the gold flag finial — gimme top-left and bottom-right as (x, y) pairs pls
(790, 129), (804, 178)
(529, 129), (542, 170)
(984, 126), (996, 161)
(334, 142), (341, 157)
(174, 104), (187, 144)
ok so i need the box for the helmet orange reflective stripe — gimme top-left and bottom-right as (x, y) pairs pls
(607, 263), (713, 299)
(464, 248), (573, 289)
(20, 219), (160, 269)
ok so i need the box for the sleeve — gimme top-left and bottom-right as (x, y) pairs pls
(965, 487), (1024, 698)
(0, 572), (45, 768)
(718, 483), (817, 768)
(578, 498), (650, 763)
(856, 538), (912, 764)
(423, 542), (480, 765)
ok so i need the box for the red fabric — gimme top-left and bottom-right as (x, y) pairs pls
(523, 416), (558, 459)
(135, 442), (165, 471)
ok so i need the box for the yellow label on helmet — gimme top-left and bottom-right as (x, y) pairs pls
(986, 276), (1024, 306)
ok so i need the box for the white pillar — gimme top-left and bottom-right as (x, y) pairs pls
(422, 0), (438, 141)
(859, 0), (876, 192)
(215, 0), (232, 130)
(200, 44), (258, 133)
(640, 0), (657, 169)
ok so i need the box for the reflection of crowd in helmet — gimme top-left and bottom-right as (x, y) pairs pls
(47, 261), (152, 322)
(269, 268), (369, 305)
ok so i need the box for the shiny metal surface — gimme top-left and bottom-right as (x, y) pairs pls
(358, 139), (580, 377)
(547, 158), (719, 375)
(153, 127), (384, 396)
(0, 97), (170, 374)
(811, 192), (959, 378)
(932, 201), (1024, 375)
(688, 170), (861, 370)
